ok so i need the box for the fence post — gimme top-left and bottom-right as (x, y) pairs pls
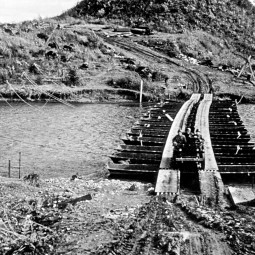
(140, 80), (143, 105)
(19, 152), (21, 179)
(8, 160), (11, 178)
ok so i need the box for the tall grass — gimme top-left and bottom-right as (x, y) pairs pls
(0, 17), (107, 88)
(176, 30), (244, 68)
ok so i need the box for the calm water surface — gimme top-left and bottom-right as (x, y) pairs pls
(0, 102), (141, 178)
(238, 104), (255, 142)
(1, 102), (254, 179)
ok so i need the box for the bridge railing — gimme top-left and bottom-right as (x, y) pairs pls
(155, 93), (201, 194)
(195, 94), (224, 204)
(195, 94), (218, 171)
(159, 93), (201, 169)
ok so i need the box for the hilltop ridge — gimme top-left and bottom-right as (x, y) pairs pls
(63, 0), (255, 56)
(0, 0), (255, 102)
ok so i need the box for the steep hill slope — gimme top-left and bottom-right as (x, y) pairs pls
(0, 1), (255, 102)
(63, 0), (255, 56)
(0, 20), (149, 102)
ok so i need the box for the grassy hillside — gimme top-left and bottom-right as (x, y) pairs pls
(0, 19), (104, 86)
(0, 18), (171, 102)
(62, 0), (255, 56)
(0, 0), (255, 102)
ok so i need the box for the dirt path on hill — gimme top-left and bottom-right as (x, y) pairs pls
(101, 35), (212, 94)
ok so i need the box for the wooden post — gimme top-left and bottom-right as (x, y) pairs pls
(8, 160), (11, 178)
(237, 56), (255, 82)
(237, 61), (247, 78)
(18, 152), (21, 179)
(140, 80), (143, 105)
(248, 57), (255, 82)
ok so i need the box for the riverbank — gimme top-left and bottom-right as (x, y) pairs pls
(0, 175), (151, 254)
(2, 74), (255, 104)
(1, 81), (254, 104)
(0, 83), (144, 103)
(1, 175), (255, 255)
(1, 18), (255, 104)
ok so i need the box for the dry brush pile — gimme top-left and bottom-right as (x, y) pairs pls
(0, 177), (151, 255)
(0, 187), (63, 254)
(0, 176), (90, 254)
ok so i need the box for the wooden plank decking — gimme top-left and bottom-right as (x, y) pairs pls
(155, 93), (201, 194)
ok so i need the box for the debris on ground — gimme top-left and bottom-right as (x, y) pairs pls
(228, 186), (255, 206)
(1, 176), (255, 254)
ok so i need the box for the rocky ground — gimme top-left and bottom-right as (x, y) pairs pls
(1, 175), (255, 255)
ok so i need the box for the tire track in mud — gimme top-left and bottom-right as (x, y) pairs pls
(93, 198), (232, 255)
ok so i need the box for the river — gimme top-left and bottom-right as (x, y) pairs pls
(1, 102), (254, 179)
(0, 102), (141, 178)
(238, 104), (255, 142)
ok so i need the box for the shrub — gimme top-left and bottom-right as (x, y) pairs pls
(107, 76), (141, 90)
(64, 68), (80, 86)
(0, 43), (12, 58)
(77, 35), (89, 47)
(0, 69), (8, 84)
(86, 31), (103, 48)
(35, 75), (43, 85)
(29, 63), (40, 74)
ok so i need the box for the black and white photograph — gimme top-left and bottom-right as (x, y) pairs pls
(1, 0), (255, 254)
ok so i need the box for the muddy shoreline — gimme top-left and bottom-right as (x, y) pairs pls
(0, 87), (145, 103)
(1, 175), (255, 255)
(1, 86), (254, 104)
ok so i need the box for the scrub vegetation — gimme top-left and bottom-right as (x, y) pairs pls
(0, 0), (255, 102)
(1, 1), (255, 254)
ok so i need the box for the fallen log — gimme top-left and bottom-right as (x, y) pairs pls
(58, 194), (92, 209)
